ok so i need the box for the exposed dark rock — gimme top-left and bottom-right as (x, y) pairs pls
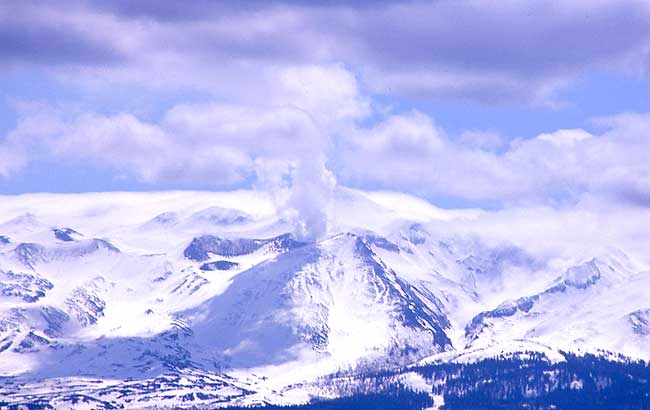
(200, 260), (239, 271)
(628, 308), (650, 336)
(53, 228), (82, 242)
(184, 233), (304, 262)
(0, 270), (53, 302)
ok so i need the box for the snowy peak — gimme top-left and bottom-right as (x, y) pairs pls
(183, 233), (304, 262)
(543, 258), (600, 291)
(182, 232), (452, 369)
(52, 227), (84, 242)
(0, 190), (648, 409)
(12, 242), (47, 269)
(462, 256), (648, 354)
(9, 239), (119, 269)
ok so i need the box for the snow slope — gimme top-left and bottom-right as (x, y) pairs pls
(0, 188), (649, 408)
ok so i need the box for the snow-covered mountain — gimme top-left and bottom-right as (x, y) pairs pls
(0, 189), (649, 408)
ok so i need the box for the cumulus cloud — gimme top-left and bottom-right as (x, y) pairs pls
(0, 104), (328, 239)
(339, 111), (650, 206)
(0, 64), (367, 240)
(2, 72), (650, 223)
(340, 111), (514, 200)
(2, 0), (650, 235)
(0, 143), (27, 178)
(3, 109), (246, 185)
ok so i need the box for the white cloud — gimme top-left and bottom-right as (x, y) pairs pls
(339, 110), (650, 206)
(4, 104), (329, 240)
(536, 129), (593, 146)
(3, 0), (650, 253)
(0, 143), (27, 178)
(0, 64), (368, 240)
(432, 198), (650, 266)
(1, 55), (649, 244)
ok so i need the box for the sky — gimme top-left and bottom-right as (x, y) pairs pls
(1, 0), (650, 214)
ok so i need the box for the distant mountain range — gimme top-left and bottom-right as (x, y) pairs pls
(0, 189), (648, 409)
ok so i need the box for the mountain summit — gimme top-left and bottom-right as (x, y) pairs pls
(0, 190), (648, 408)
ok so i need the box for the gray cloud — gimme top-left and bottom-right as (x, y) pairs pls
(345, 2), (649, 74)
(5, 99), (649, 210)
(0, 2), (124, 67)
(0, 24), (120, 66)
(87, 0), (405, 21)
(2, 1), (650, 102)
(330, 1), (650, 102)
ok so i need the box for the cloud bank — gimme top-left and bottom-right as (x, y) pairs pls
(3, 84), (650, 211)
(2, 1), (650, 239)
(3, 1), (650, 102)
(341, 111), (650, 206)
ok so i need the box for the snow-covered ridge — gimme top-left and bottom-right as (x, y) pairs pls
(0, 189), (648, 408)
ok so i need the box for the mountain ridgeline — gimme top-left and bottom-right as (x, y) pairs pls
(221, 353), (650, 410)
(0, 191), (649, 409)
